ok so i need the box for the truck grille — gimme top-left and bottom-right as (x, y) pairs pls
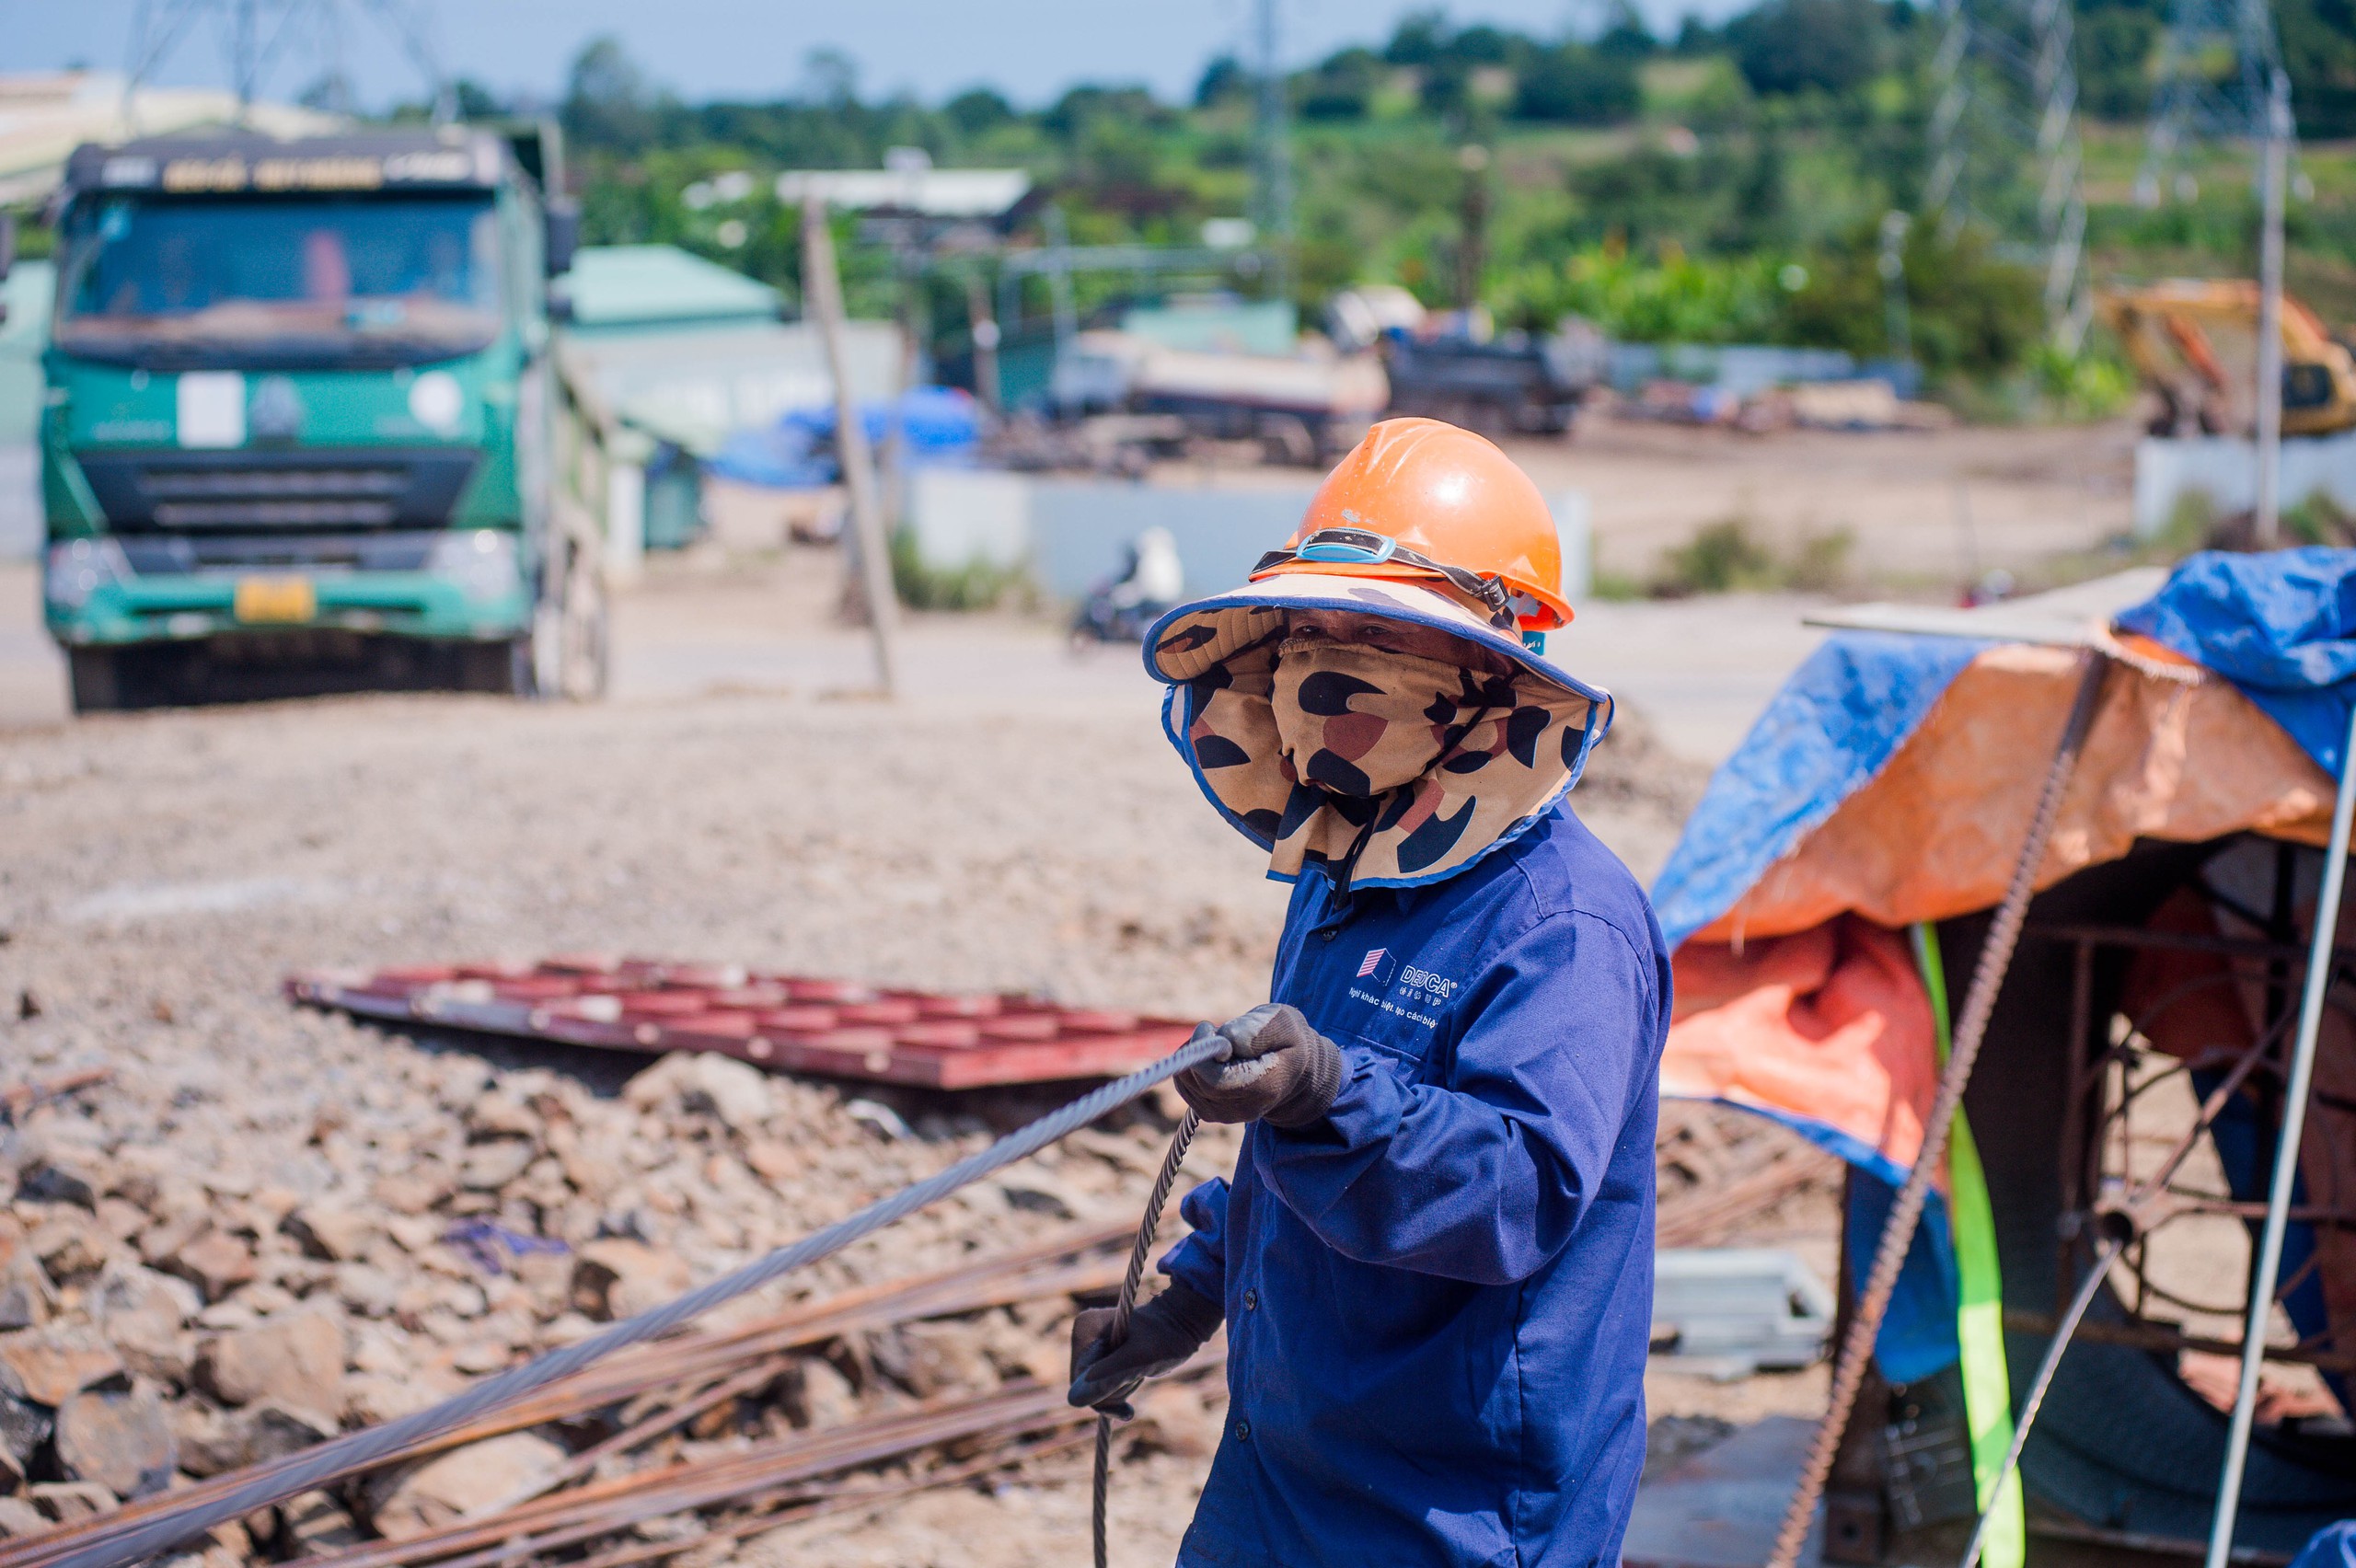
(79, 449), (479, 533)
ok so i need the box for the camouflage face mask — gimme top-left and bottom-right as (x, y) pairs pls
(1167, 625), (1599, 889)
(1271, 640), (1498, 799)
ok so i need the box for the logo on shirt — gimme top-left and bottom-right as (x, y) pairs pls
(1400, 963), (1460, 1002)
(1357, 947), (1396, 984)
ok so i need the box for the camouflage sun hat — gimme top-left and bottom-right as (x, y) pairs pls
(1142, 571), (1613, 890)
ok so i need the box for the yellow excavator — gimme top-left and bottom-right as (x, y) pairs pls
(2096, 280), (2356, 438)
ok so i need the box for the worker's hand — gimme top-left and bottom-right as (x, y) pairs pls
(1067, 1281), (1223, 1420)
(1175, 1003), (1345, 1128)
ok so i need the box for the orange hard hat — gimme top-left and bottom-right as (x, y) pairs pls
(1250, 418), (1573, 632)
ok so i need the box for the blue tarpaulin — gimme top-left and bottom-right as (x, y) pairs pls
(2117, 548), (2356, 775)
(706, 386), (982, 490)
(1652, 631), (1990, 949)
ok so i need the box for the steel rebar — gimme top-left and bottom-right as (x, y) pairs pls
(1768, 652), (2109, 1568)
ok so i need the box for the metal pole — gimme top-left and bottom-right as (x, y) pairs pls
(2253, 69), (2291, 548)
(799, 197), (900, 698)
(2204, 699), (2356, 1568)
(1769, 653), (2109, 1568)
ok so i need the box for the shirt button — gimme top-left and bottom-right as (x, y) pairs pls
(1243, 1289), (1258, 1310)
(1235, 1420), (1251, 1441)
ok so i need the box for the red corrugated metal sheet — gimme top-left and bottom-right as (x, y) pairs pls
(284, 957), (1197, 1090)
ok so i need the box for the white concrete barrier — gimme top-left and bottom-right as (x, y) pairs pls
(2133, 432), (2356, 537)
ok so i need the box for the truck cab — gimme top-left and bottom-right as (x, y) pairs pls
(39, 125), (603, 709)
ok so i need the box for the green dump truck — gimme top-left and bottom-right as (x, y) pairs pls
(36, 125), (606, 710)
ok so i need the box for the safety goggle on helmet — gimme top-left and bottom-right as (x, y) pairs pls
(1246, 419), (1576, 644)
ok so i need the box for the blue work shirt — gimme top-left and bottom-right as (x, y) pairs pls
(1161, 802), (1669, 1568)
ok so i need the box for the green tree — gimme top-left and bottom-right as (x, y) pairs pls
(1195, 54), (1252, 107)
(1724, 0), (1886, 95)
(1512, 47), (1642, 123)
(944, 86), (1015, 136)
(561, 36), (655, 150)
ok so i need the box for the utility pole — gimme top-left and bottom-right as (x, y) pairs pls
(1878, 209), (1913, 365)
(801, 198), (901, 698)
(2254, 69), (2291, 548)
(1456, 144), (1491, 313)
(1252, 0), (1295, 303)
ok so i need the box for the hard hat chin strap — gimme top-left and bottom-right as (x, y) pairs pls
(1254, 527), (1518, 630)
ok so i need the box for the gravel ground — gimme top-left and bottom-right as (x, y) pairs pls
(0, 564), (1834, 1566)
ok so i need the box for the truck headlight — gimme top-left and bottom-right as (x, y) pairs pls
(44, 538), (133, 611)
(427, 529), (524, 603)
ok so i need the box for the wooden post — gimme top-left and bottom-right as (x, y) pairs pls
(800, 196), (899, 697)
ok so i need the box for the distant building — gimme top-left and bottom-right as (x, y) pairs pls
(0, 72), (340, 206)
(555, 244), (906, 555)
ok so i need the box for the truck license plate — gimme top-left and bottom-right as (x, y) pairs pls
(233, 576), (317, 624)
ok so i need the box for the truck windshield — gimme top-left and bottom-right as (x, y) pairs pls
(55, 194), (502, 368)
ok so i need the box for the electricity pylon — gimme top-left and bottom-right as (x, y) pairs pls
(1923, 0), (2092, 348)
(123, 0), (452, 125)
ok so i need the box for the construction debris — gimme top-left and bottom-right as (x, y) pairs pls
(0, 1049), (1226, 1567)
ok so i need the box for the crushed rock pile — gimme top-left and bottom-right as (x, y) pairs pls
(0, 1047), (1234, 1562)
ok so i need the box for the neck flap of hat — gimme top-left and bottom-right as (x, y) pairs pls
(1153, 605), (1610, 890)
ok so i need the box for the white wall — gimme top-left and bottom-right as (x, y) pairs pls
(907, 471), (1594, 605)
(2134, 432), (2356, 537)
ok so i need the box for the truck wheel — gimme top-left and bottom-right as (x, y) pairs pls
(531, 545), (608, 701)
(458, 639), (536, 697)
(557, 554), (609, 701)
(66, 648), (121, 714)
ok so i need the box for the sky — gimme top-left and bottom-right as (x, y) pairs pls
(1, 0), (1743, 112)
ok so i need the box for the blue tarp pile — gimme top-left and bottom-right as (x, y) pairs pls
(706, 386), (982, 490)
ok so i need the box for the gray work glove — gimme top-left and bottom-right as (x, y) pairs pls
(1175, 1003), (1346, 1128)
(1067, 1281), (1223, 1420)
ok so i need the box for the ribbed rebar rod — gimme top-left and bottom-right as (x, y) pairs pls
(1768, 651), (2109, 1568)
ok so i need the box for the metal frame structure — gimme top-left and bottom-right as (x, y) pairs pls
(122, 0), (452, 125)
(2035, 914), (2356, 1378)
(1922, 0), (2091, 347)
(1950, 716), (2356, 1568)
(2135, 0), (2290, 208)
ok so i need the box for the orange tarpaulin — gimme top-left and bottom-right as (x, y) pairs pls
(1688, 645), (2336, 950)
(1665, 917), (1939, 1178)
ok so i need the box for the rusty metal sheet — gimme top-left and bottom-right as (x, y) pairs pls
(284, 957), (1197, 1089)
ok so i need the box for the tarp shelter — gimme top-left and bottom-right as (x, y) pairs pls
(1652, 550), (2356, 1556)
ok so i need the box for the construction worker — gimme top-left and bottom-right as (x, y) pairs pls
(1068, 418), (1670, 1566)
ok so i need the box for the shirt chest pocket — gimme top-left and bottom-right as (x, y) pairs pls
(1328, 966), (1456, 1074)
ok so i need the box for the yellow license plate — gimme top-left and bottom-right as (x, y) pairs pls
(233, 576), (318, 624)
